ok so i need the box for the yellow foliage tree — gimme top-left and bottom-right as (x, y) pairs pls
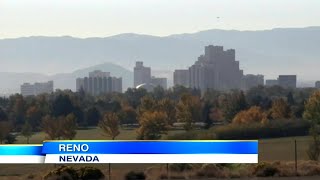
(99, 112), (120, 140)
(304, 91), (320, 124)
(271, 98), (291, 120)
(233, 106), (267, 124)
(137, 111), (168, 140)
(303, 90), (320, 160)
(42, 115), (61, 140)
(176, 93), (202, 131)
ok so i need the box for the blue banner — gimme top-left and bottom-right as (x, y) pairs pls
(0, 141), (258, 156)
(42, 140), (258, 154)
(0, 145), (43, 155)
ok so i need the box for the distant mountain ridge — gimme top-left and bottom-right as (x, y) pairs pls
(0, 27), (319, 93)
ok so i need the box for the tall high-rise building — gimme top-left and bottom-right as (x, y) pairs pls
(76, 70), (122, 95)
(151, 76), (167, 89)
(315, 81), (320, 88)
(174, 69), (189, 87)
(176, 45), (244, 92)
(21, 81), (54, 96)
(134, 61), (151, 87)
(241, 74), (264, 90)
(278, 75), (297, 88)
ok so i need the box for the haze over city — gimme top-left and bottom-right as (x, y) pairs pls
(0, 0), (320, 93)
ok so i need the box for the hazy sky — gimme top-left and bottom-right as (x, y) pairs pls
(0, 0), (319, 38)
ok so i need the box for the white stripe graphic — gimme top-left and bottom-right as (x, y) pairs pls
(0, 156), (45, 163)
(45, 154), (258, 163)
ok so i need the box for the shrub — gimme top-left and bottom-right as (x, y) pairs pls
(168, 120), (309, 140)
(5, 133), (17, 144)
(214, 119), (310, 140)
(254, 163), (280, 177)
(77, 166), (104, 180)
(125, 171), (146, 180)
(299, 161), (320, 176)
(169, 164), (193, 172)
(44, 166), (104, 180)
(26, 174), (35, 179)
(196, 164), (227, 178)
(43, 166), (78, 180)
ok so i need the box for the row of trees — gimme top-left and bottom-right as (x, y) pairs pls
(0, 85), (317, 143)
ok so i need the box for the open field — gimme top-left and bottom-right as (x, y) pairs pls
(14, 127), (313, 161)
(15, 128), (187, 144)
(259, 136), (312, 161)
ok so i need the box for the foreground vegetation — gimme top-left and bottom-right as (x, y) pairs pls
(0, 85), (317, 143)
(2, 160), (320, 179)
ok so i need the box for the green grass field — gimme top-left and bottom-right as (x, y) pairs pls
(0, 128), (313, 177)
(15, 128), (186, 144)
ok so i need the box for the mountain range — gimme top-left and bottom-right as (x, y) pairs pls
(0, 27), (319, 94)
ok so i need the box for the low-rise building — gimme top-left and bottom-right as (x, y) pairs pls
(241, 74), (264, 91)
(21, 81), (54, 96)
(265, 79), (279, 87)
(278, 75), (297, 88)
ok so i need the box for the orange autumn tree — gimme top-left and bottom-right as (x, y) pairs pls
(232, 106), (268, 124)
(271, 98), (292, 120)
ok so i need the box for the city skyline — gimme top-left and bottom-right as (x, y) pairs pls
(19, 45), (299, 96)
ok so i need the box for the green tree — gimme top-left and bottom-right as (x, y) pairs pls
(0, 108), (8, 121)
(85, 107), (101, 126)
(118, 105), (137, 125)
(51, 94), (75, 117)
(152, 86), (166, 100)
(124, 88), (148, 108)
(287, 92), (295, 105)
(9, 94), (26, 127)
(21, 120), (33, 144)
(137, 111), (168, 140)
(222, 91), (248, 121)
(99, 112), (120, 140)
(202, 102), (212, 129)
